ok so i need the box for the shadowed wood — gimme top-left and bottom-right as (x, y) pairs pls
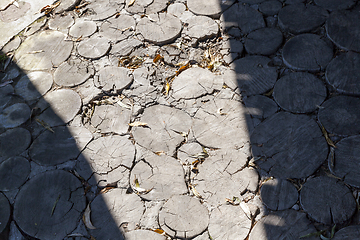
(300, 176), (356, 224)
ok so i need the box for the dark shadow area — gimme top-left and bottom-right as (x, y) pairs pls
(222, 0), (360, 239)
(0, 47), (126, 239)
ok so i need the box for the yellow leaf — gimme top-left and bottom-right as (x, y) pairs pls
(155, 151), (165, 155)
(153, 229), (165, 235)
(83, 205), (96, 229)
(129, 121), (148, 127)
(128, 0), (136, 6)
(165, 82), (170, 96)
(153, 54), (163, 63)
(35, 118), (54, 133)
(176, 62), (190, 76)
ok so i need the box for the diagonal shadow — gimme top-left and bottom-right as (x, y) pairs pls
(1, 0), (360, 239)
(0, 47), (126, 239)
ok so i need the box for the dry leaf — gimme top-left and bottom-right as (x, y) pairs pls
(50, 194), (61, 216)
(165, 82), (170, 96)
(189, 184), (202, 199)
(320, 125), (336, 148)
(99, 186), (115, 194)
(0, 80), (13, 87)
(240, 201), (251, 219)
(40, 1), (60, 15)
(152, 229), (165, 235)
(176, 62), (190, 76)
(153, 54), (163, 63)
(117, 101), (132, 109)
(129, 121), (148, 127)
(155, 151), (165, 155)
(35, 118), (54, 133)
(128, 0), (136, 6)
(217, 108), (227, 115)
(83, 204), (96, 229)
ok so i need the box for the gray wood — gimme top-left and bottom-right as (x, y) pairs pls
(159, 195), (209, 239)
(130, 153), (187, 200)
(54, 58), (94, 87)
(29, 126), (91, 166)
(245, 28), (283, 55)
(209, 205), (251, 240)
(0, 103), (30, 128)
(259, 0), (282, 16)
(0, 156), (30, 191)
(145, 0), (169, 14)
(231, 56), (278, 95)
(315, 0), (357, 11)
(251, 112), (328, 179)
(282, 34), (333, 71)
(278, 4), (328, 34)
(91, 104), (131, 134)
(183, 15), (219, 41)
(193, 98), (249, 149)
(187, 0), (234, 18)
(95, 66), (133, 92)
(110, 38), (143, 56)
(132, 105), (192, 156)
(300, 176), (356, 224)
(273, 72), (327, 113)
(0, 128), (31, 161)
(69, 20), (97, 38)
(249, 210), (319, 240)
(243, 95), (278, 120)
(318, 95), (360, 136)
(15, 71), (53, 101)
(54, 0), (80, 13)
(333, 225), (360, 240)
(0, 192), (10, 234)
(222, 4), (265, 34)
(124, 0), (152, 14)
(260, 179), (298, 211)
(329, 135), (360, 188)
(136, 13), (182, 45)
(83, 0), (121, 21)
(326, 52), (360, 95)
(14, 30), (73, 70)
(177, 142), (203, 164)
(326, 10), (360, 52)
(14, 170), (86, 240)
(89, 189), (144, 240)
(48, 14), (74, 31)
(81, 135), (134, 174)
(77, 35), (110, 59)
(37, 89), (82, 127)
(171, 68), (222, 100)
(100, 15), (136, 43)
(193, 151), (257, 206)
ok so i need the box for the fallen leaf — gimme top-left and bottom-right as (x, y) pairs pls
(152, 229), (165, 235)
(83, 204), (96, 229)
(155, 151), (165, 155)
(320, 125), (336, 148)
(50, 194), (61, 216)
(176, 62), (190, 76)
(330, 224), (336, 238)
(300, 230), (325, 238)
(165, 82), (171, 96)
(27, 50), (45, 54)
(153, 54), (163, 63)
(35, 118), (54, 133)
(117, 101), (132, 109)
(40, 1), (60, 15)
(0, 80), (13, 87)
(240, 201), (251, 219)
(129, 121), (148, 127)
(128, 0), (136, 6)
(189, 184), (202, 199)
(99, 186), (115, 194)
